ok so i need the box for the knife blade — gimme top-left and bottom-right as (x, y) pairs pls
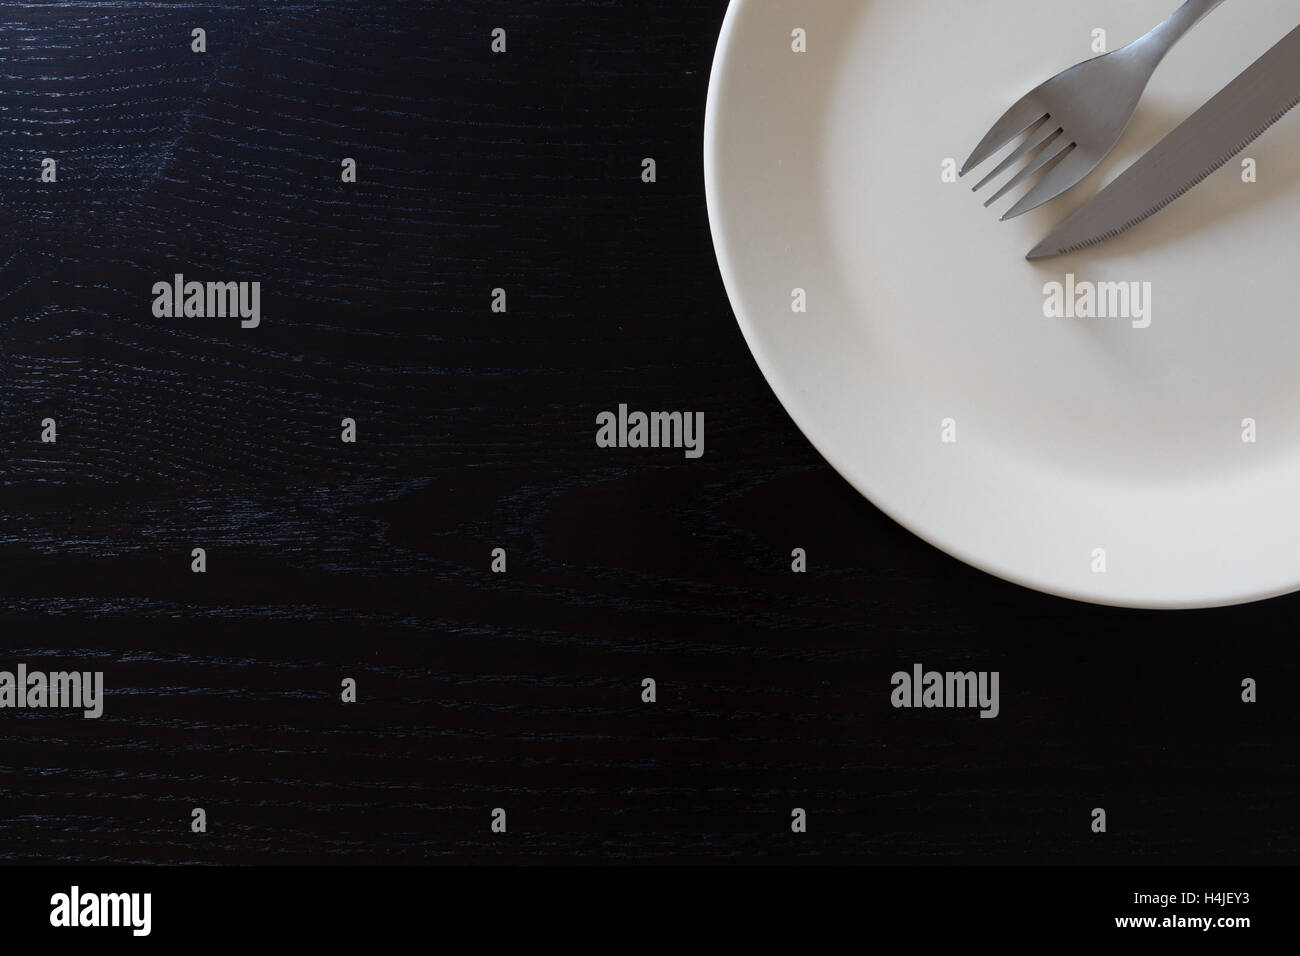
(1027, 23), (1300, 260)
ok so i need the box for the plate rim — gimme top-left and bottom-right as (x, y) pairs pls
(702, 0), (1298, 611)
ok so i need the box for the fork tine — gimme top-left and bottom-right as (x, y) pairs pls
(960, 98), (1049, 176)
(971, 116), (1056, 192)
(982, 132), (1068, 207)
(999, 148), (1095, 220)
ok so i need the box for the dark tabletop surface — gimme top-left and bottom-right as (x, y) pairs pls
(0, 0), (1293, 865)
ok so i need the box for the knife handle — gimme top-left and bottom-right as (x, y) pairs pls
(1133, 0), (1227, 64)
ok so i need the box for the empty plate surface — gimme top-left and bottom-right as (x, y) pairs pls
(705, 0), (1300, 608)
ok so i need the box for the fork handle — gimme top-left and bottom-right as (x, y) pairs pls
(1135, 0), (1227, 63)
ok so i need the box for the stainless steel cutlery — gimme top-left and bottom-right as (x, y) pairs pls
(964, 2), (1300, 258)
(962, 0), (1225, 220)
(1028, 23), (1300, 259)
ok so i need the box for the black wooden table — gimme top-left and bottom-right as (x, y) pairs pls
(0, 0), (1293, 865)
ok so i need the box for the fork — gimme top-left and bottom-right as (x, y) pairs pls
(962, 0), (1226, 220)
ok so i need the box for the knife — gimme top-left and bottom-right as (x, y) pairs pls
(1027, 23), (1300, 260)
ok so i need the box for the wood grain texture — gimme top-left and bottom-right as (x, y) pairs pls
(0, 0), (1295, 865)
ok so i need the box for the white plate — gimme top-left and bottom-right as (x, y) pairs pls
(705, 0), (1300, 609)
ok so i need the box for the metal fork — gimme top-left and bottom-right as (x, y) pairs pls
(962, 0), (1226, 220)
